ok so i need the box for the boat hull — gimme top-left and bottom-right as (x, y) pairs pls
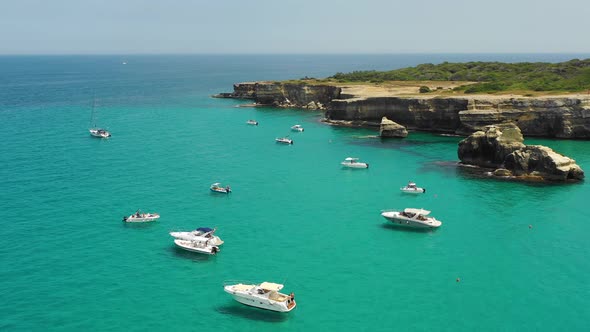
(174, 240), (219, 255)
(210, 188), (230, 194)
(123, 215), (160, 223)
(341, 162), (369, 168)
(400, 188), (426, 194)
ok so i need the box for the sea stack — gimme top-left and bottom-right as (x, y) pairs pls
(458, 122), (584, 182)
(380, 117), (408, 138)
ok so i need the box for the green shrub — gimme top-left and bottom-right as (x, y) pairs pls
(419, 86), (431, 93)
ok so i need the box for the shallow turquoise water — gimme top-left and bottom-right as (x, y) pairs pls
(1, 55), (589, 331)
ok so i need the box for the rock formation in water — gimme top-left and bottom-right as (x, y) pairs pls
(458, 123), (584, 181)
(217, 82), (590, 138)
(379, 117), (408, 138)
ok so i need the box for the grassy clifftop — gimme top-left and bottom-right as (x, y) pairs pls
(329, 59), (590, 94)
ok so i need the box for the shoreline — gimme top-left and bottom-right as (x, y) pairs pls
(216, 81), (590, 139)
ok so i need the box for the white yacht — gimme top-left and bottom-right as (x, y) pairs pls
(169, 227), (224, 246)
(275, 137), (293, 144)
(400, 182), (426, 194)
(341, 157), (369, 168)
(210, 182), (231, 194)
(291, 124), (304, 132)
(247, 120), (259, 125)
(224, 282), (296, 312)
(123, 210), (160, 223)
(381, 208), (442, 228)
(174, 239), (220, 255)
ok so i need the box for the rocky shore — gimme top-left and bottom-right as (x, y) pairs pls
(216, 81), (590, 139)
(457, 123), (584, 182)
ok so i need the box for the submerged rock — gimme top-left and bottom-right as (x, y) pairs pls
(458, 123), (584, 182)
(379, 117), (408, 138)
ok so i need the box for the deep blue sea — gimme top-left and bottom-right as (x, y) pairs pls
(1, 54), (590, 331)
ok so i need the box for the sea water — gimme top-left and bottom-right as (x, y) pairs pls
(1, 54), (589, 331)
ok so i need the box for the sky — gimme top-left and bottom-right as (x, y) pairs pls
(0, 0), (589, 54)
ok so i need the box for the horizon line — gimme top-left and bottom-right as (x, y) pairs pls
(1, 52), (590, 57)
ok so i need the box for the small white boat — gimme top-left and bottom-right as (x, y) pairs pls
(123, 210), (160, 223)
(341, 157), (369, 168)
(210, 182), (231, 194)
(174, 239), (220, 255)
(169, 227), (224, 246)
(224, 282), (296, 312)
(247, 120), (259, 125)
(381, 208), (442, 228)
(400, 182), (426, 194)
(89, 128), (111, 138)
(88, 99), (111, 138)
(275, 137), (293, 144)
(291, 124), (304, 132)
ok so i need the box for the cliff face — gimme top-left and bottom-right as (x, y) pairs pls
(219, 82), (341, 109)
(327, 97), (467, 132)
(458, 98), (590, 138)
(219, 82), (590, 138)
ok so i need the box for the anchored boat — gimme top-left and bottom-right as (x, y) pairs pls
(400, 182), (426, 194)
(224, 282), (296, 312)
(381, 208), (442, 228)
(341, 157), (369, 168)
(210, 182), (231, 194)
(169, 227), (224, 246)
(123, 210), (160, 223)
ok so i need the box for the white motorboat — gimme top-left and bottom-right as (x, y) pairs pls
(381, 208), (442, 228)
(174, 239), (220, 255)
(210, 182), (231, 194)
(400, 182), (426, 194)
(169, 227), (224, 246)
(88, 99), (111, 138)
(291, 124), (304, 132)
(275, 137), (293, 144)
(123, 210), (160, 223)
(341, 157), (369, 168)
(247, 120), (259, 125)
(89, 128), (111, 138)
(224, 282), (296, 312)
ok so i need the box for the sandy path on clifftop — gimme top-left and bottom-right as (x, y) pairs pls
(336, 81), (590, 101)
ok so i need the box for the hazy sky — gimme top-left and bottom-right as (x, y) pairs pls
(0, 0), (588, 54)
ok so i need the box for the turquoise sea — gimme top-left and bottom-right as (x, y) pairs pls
(1, 54), (590, 331)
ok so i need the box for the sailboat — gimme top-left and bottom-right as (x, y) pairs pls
(89, 99), (111, 138)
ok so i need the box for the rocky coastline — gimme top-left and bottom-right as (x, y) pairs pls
(215, 81), (590, 139)
(457, 123), (584, 182)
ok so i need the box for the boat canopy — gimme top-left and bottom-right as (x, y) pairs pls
(259, 282), (284, 291)
(211, 182), (221, 186)
(197, 227), (214, 233)
(344, 157), (359, 161)
(404, 208), (431, 215)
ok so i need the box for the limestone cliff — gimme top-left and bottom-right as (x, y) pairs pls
(217, 81), (590, 138)
(214, 82), (341, 110)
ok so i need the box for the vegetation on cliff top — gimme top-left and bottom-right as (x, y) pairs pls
(329, 59), (590, 93)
